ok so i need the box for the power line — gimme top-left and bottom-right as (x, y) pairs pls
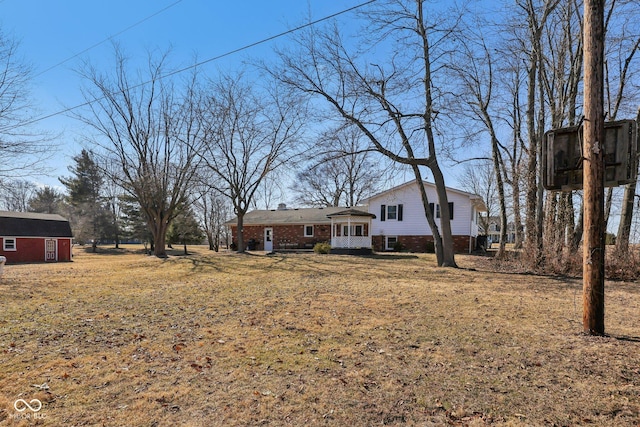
(33, 0), (184, 78)
(16, 0), (376, 129)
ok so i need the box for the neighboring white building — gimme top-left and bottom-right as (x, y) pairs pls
(363, 181), (487, 253)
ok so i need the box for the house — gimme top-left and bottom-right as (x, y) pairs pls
(227, 181), (486, 254)
(363, 181), (487, 253)
(227, 205), (345, 251)
(481, 216), (517, 245)
(0, 211), (74, 263)
(227, 204), (377, 253)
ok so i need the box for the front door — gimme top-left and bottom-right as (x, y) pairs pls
(264, 228), (273, 252)
(45, 239), (57, 262)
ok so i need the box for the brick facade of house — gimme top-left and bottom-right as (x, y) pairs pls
(231, 224), (332, 251)
(372, 235), (477, 254)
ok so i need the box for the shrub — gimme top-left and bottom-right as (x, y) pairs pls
(313, 242), (331, 254)
(425, 241), (435, 253)
(393, 240), (405, 252)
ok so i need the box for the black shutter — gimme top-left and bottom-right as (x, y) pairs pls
(449, 202), (454, 219)
(380, 204), (386, 221)
(428, 203), (434, 217)
(398, 204), (403, 221)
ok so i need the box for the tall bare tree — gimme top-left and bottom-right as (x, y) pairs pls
(0, 29), (51, 179)
(0, 179), (36, 211)
(76, 47), (204, 257)
(458, 159), (499, 246)
(292, 125), (382, 207)
(274, 0), (464, 267)
(191, 176), (232, 252)
(449, 25), (510, 258)
(198, 73), (303, 253)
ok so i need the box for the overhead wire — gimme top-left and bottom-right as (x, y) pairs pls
(33, 0), (184, 78)
(13, 0), (377, 130)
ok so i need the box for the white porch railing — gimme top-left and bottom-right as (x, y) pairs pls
(331, 235), (372, 249)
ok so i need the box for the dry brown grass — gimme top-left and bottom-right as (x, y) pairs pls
(0, 246), (639, 426)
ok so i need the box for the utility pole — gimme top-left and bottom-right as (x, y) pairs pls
(582, 0), (606, 335)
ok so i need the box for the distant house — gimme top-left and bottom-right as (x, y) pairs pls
(226, 205), (344, 251)
(481, 216), (517, 245)
(0, 211), (74, 263)
(226, 204), (376, 253)
(363, 181), (487, 253)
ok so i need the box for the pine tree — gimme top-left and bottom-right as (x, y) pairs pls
(59, 150), (109, 251)
(167, 207), (204, 255)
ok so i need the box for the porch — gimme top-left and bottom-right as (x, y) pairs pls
(327, 208), (376, 255)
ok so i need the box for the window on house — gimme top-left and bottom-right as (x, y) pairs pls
(304, 225), (314, 237)
(3, 238), (16, 251)
(429, 202), (454, 219)
(387, 205), (397, 220)
(343, 225), (350, 236)
(385, 236), (397, 250)
(380, 204), (403, 221)
(354, 225), (363, 236)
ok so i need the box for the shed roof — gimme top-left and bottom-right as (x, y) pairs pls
(226, 206), (368, 226)
(0, 211), (73, 237)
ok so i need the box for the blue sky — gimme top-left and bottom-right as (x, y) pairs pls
(1, 0), (370, 189)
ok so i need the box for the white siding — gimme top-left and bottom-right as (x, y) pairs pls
(369, 182), (479, 237)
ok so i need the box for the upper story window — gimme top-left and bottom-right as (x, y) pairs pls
(429, 202), (454, 220)
(380, 204), (403, 221)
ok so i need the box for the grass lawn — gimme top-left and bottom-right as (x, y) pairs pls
(0, 246), (639, 426)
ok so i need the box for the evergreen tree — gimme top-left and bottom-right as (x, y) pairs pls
(120, 194), (153, 251)
(167, 207), (204, 255)
(59, 150), (109, 251)
(28, 186), (64, 214)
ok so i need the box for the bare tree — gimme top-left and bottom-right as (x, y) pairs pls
(458, 159), (498, 245)
(75, 47), (204, 257)
(0, 179), (36, 211)
(606, 1), (640, 252)
(0, 29), (51, 179)
(191, 175), (232, 252)
(292, 125), (382, 207)
(449, 26), (509, 258)
(198, 72), (303, 253)
(515, 0), (561, 263)
(273, 0), (464, 267)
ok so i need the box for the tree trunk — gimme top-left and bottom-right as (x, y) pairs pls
(151, 215), (169, 258)
(236, 213), (245, 253)
(412, 166), (444, 265)
(206, 231), (215, 251)
(616, 180), (636, 252)
(431, 164), (457, 267)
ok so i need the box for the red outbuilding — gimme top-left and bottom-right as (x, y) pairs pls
(0, 211), (73, 263)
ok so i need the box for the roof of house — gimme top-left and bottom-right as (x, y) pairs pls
(0, 211), (73, 237)
(226, 206), (369, 226)
(326, 208), (376, 218)
(362, 180), (488, 212)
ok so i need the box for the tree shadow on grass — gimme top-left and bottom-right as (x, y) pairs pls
(608, 334), (640, 343)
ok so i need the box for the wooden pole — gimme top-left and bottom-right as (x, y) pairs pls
(582, 0), (606, 335)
